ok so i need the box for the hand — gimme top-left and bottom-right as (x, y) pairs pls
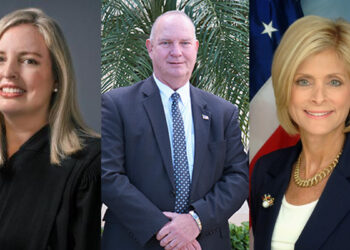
(179, 240), (202, 250)
(161, 239), (201, 250)
(156, 212), (200, 249)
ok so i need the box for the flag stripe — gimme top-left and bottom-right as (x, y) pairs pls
(249, 126), (300, 177)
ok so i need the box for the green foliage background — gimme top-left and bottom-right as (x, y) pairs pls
(101, 0), (249, 148)
(230, 221), (249, 250)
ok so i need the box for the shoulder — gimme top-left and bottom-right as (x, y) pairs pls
(252, 144), (299, 180)
(102, 77), (155, 115)
(76, 136), (100, 159)
(342, 132), (350, 154)
(68, 136), (100, 179)
(191, 85), (235, 109)
(103, 77), (152, 101)
(257, 146), (296, 165)
(190, 85), (238, 122)
(255, 145), (296, 168)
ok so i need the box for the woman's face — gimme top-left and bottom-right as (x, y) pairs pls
(0, 24), (55, 121)
(289, 49), (350, 137)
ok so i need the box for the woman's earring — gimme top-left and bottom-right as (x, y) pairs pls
(53, 88), (58, 93)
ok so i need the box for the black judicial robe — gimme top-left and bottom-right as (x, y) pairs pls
(0, 125), (101, 250)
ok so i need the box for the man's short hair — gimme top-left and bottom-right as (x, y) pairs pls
(149, 10), (196, 41)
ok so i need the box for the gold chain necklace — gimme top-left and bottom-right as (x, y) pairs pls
(293, 150), (342, 188)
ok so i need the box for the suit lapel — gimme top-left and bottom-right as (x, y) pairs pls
(141, 77), (175, 189)
(296, 135), (350, 249)
(255, 144), (300, 249)
(189, 86), (211, 196)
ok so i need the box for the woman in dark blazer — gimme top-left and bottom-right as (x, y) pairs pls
(0, 9), (100, 249)
(251, 16), (350, 250)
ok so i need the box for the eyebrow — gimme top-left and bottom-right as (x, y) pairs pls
(293, 73), (313, 78)
(19, 51), (43, 57)
(326, 73), (347, 78)
(158, 37), (194, 41)
(0, 51), (42, 57)
(294, 73), (347, 79)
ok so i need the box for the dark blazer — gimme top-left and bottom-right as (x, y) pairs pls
(101, 76), (248, 250)
(251, 133), (350, 250)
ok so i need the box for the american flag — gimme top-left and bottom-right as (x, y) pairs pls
(249, 0), (304, 176)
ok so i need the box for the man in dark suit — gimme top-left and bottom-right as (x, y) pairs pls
(101, 11), (248, 250)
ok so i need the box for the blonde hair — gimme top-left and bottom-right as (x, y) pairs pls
(272, 15), (350, 135)
(0, 8), (97, 165)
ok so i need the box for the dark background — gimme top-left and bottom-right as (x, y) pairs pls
(0, 0), (101, 133)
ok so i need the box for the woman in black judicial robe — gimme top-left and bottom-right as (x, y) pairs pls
(0, 8), (100, 250)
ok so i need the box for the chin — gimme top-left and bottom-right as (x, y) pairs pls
(169, 72), (189, 80)
(301, 126), (344, 138)
(0, 107), (16, 114)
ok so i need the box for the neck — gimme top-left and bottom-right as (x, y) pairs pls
(154, 73), (189, 91)
(299, 130), (345, 178)
(4, 115), (48, 158)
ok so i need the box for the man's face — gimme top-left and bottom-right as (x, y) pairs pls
(146, 14), (199, 90)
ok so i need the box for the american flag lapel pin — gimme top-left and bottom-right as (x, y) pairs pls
(202, 114), (209, 120)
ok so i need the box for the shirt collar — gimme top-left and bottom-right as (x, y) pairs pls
(153, 73), (191, 107)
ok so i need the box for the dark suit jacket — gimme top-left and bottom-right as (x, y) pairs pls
(101, 76), (248, 250)
(251, 133), (350, 250)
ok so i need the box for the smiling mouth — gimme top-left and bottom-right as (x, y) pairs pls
(305, 110), (333, 117)
(168, 62), (184, 64)
(0, 86), (25, 97)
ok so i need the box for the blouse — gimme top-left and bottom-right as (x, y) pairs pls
(271, 196), (318, 250)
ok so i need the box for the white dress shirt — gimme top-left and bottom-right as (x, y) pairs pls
(153, 74), (195, 180)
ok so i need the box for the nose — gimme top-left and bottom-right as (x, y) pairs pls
(311, 84), (326, 104)
(0, 59), (18, 80)
(170, 43), (182, 57)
